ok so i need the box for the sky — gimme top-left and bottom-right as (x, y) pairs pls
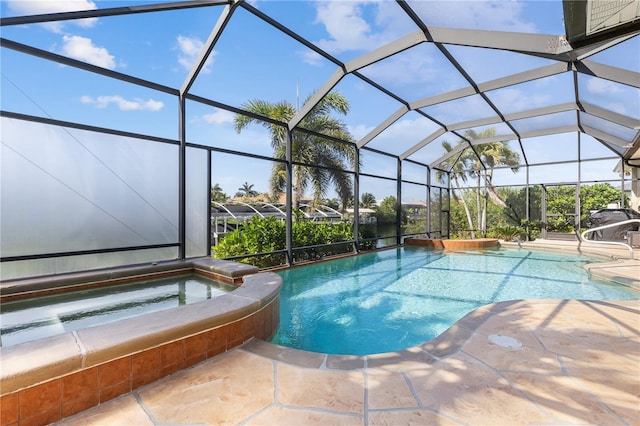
(1, 0), (639, 205)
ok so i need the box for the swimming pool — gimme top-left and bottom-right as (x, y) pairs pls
(1, 273), (236, 347)
(271, 247), (638, 355)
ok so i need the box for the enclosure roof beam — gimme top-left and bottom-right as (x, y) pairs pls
(344, 30), (427, 73)
(518, 125), (579, 139)
(356, 106), (410, 148)
(429, 143), (466, 169)
(576, 60), (640, 89)
(181, 2), (236, 95)
(503, 102), (578, 122)
(409, 87), (477, 110)
(0, 38), (178, 96)
(288, 69), (345, 131)
(477, 62), (571, 93)
(580, 103), (640, 129)
(572, 31), (640, 60)
(582, 126), (635, 148)
(400, 128), (447, 160)
(426, 26), (573, 59)
(0, 0), (226, 26)
(447, 117), (503, 132)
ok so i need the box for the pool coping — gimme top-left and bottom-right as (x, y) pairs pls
(241, 298), (639, 372)
(500, 239), (640, 290)
(241, 239), (639, 370)
(0, 258), (282, 396)
(0, 257), (260, 303)
(238, 299), (534, 370)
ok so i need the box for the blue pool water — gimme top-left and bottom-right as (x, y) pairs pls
(271, 247), (638, 355)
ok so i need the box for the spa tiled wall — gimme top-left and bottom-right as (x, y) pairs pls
(0, 298), (279, 426)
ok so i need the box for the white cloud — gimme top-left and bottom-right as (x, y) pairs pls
(369, 116), (442, 155)
(62, 35), (115, 69)
(312, 1), (399, 55)
(606, 102), (627, 116)
(177, 35), (215, 74)
(586, 77), (622, 95)
(7, 0), (98, 33)
(488, 88), (552, 116)
(309, 0), (537, 60)
(300, 50), (325, 66)
(202, 109), (235, 125)
(359, 50), (436, 86)
(408, 1), (537, 33)
(81, 95), (164, 111)
(315, 2), (372, 52)
(348, 123), (375, 140)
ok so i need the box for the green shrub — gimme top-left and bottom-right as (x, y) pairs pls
(487, 225), (524, 242)
(213, 215), (376, 268)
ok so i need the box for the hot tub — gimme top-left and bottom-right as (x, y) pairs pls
(0, 258), (281, 425)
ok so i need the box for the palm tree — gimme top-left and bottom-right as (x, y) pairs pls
(360, 192), (377, 209)
(234, 91), (356, 210)
(473, 139), (520, 233)
(236, 182), (259, 198)
(436, 140), (476, 237)
(211, 183), (226, 202)
(436, 128), (520, 237)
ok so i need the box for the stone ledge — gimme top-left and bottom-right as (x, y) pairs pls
(0, 257), (259, 302)
(191, 257), (259, 279)
(405, 238), (500, 250)
(0, 270), (281, 395)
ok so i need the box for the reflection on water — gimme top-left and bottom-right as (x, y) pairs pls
(272, 247), (638, 355)
(0, 274), (236, 347)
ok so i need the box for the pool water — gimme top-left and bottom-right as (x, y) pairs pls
(0, 274), (236, 347)
(271, 247), (638, 355)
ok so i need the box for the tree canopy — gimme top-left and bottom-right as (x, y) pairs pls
(234, 91), (357, 210)
(235, 182), (259, 198)
(436, 128), (520, 237)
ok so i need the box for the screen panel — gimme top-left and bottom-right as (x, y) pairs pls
(1, 117), (179, 258)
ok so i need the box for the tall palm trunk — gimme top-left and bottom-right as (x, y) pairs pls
(453, 176), (475, 239)
(476, 172), (482, 237)
(481, 180), (487, 236)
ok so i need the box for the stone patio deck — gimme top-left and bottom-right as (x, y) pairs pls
(53, 298), (639, 426)
(10, 240), (638, 426)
